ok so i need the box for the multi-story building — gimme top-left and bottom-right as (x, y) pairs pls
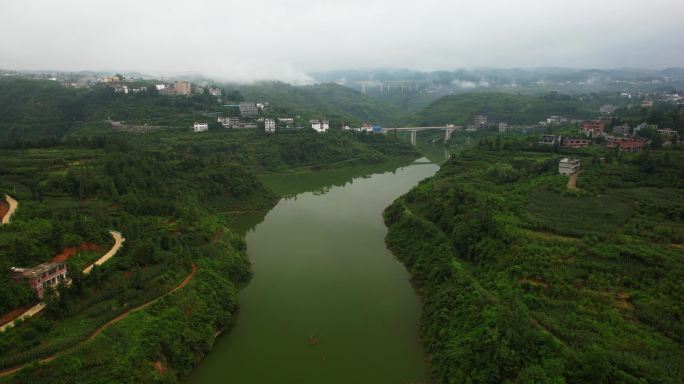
(239, 102), (258, 117)
(265, 118), (276, 133)
(539, 134), (562, 146)
(613, 123), (631, 136)
(558, 158), (580, 175)
(193, 122), (208, 132)
(473, 115), (488, 128)
(580, 121), (605, 136)
(498, 122), (510, 133)
(563, 138), (591, 148)
(618, 140), (646, 153)
(208, 87), (222, 97)
(218, 117), (241, 128)
(174, 81), (192, 95)
(11, 262), (68, 298)
(310, 119), (329, 133)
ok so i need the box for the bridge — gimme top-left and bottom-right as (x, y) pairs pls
(380, 126), (463, 145)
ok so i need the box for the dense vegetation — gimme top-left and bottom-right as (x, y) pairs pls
(0, 140), (277, 381)
(409, 92), (603, 126)
(0, 77), (417, 382)
(384, 141), (684, 383)
(238, 81), (402, 126)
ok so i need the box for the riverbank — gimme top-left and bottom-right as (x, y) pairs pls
(383, 146), (684, 382)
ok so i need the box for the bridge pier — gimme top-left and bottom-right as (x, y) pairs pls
(444, 128), (454, 142)
(410, 130), (417, 145)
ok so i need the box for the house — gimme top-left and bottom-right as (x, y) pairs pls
(473, 115), (488, 128)
(539, 134), (562, 146)
(612, 123), (631, 136)
(278, 117), (294, 124)
(11, 262), (68, 298)
(208, 87), (222, 97)
(218, 117), (238, 128)
(310, 119), (329, 133)
(239, 102), (258, 117)
(618, 139), (646, 153)
(498, 122), (510, 133)
(193, 122), (208, 132)
(642, 100), (654, 108)
(600, 105), (618, 115)
(265, 118), (276, 133)
(546, 116), (566, 125)
(580, 120), (605, 137)
(174, 81), (192, 95)
(362, 122), (373, 132)
(657, 128), (678, 137)
(558, 157), (580, 175)
(633, 122), (647, 134)
(563, 138), (591, 148)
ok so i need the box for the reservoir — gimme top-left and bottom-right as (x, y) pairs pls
(188, 158), (439, 383)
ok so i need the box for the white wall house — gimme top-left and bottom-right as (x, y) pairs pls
(265, 118), (276, 133)
(310, 119), (330, 133)
(193, 122), (209, 132)
(558, 157), (580, 175)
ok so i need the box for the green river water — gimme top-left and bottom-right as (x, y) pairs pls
(187, 157), (440, 384)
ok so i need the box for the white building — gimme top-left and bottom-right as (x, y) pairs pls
(558, 157), (580, 175)
(473, 115), (488, 128)
(193, 122), (209, 132)
(310, 119), (329, 133)
(498, 122), (510, 133)
(265, 118), (276, 133)
(209, 87), (222, 97)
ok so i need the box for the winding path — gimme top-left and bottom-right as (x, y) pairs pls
(0, 263), (197, 378)
(1, 195), (18, 225)
(0, 230), (125, 333)
(83, 231), (125, 274)
(567, 171), (580, 189)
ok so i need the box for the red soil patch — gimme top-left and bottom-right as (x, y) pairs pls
(0, 203), (8, 222)
(122, 270), (134, 279)
(307, 336), (320, 346)
(151, 360), (167, 375)
(0, 306), (33, 327)
(52, 243), (103, 263)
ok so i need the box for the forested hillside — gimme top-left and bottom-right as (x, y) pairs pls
(409, 92), (599, 126)
(384, 141), (684, 383)
(0, 78), (418, 381)
(0, 142), (276, 382)
(238, 81), (402, 126)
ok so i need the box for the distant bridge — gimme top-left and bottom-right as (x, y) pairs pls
(381, 126), (463, 145)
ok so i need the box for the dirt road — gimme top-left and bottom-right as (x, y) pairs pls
(0, 263), (197, 378)
(1, 195), (18, 225)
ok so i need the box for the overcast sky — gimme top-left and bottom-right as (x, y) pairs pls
(1, 0), (682, 83)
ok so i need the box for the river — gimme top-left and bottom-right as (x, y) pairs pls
(188, 158), (440, 384)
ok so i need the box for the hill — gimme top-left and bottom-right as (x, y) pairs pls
(383, 141), (684, 383)
(238, 81), (401, 126)
(408, 92), (598, 126)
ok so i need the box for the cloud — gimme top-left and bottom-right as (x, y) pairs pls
(0, 0), (682, 83)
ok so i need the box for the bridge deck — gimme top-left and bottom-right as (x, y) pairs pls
(380, 126), (462, 132)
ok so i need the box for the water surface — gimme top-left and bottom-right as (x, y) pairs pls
(188, 158), (439, 384)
